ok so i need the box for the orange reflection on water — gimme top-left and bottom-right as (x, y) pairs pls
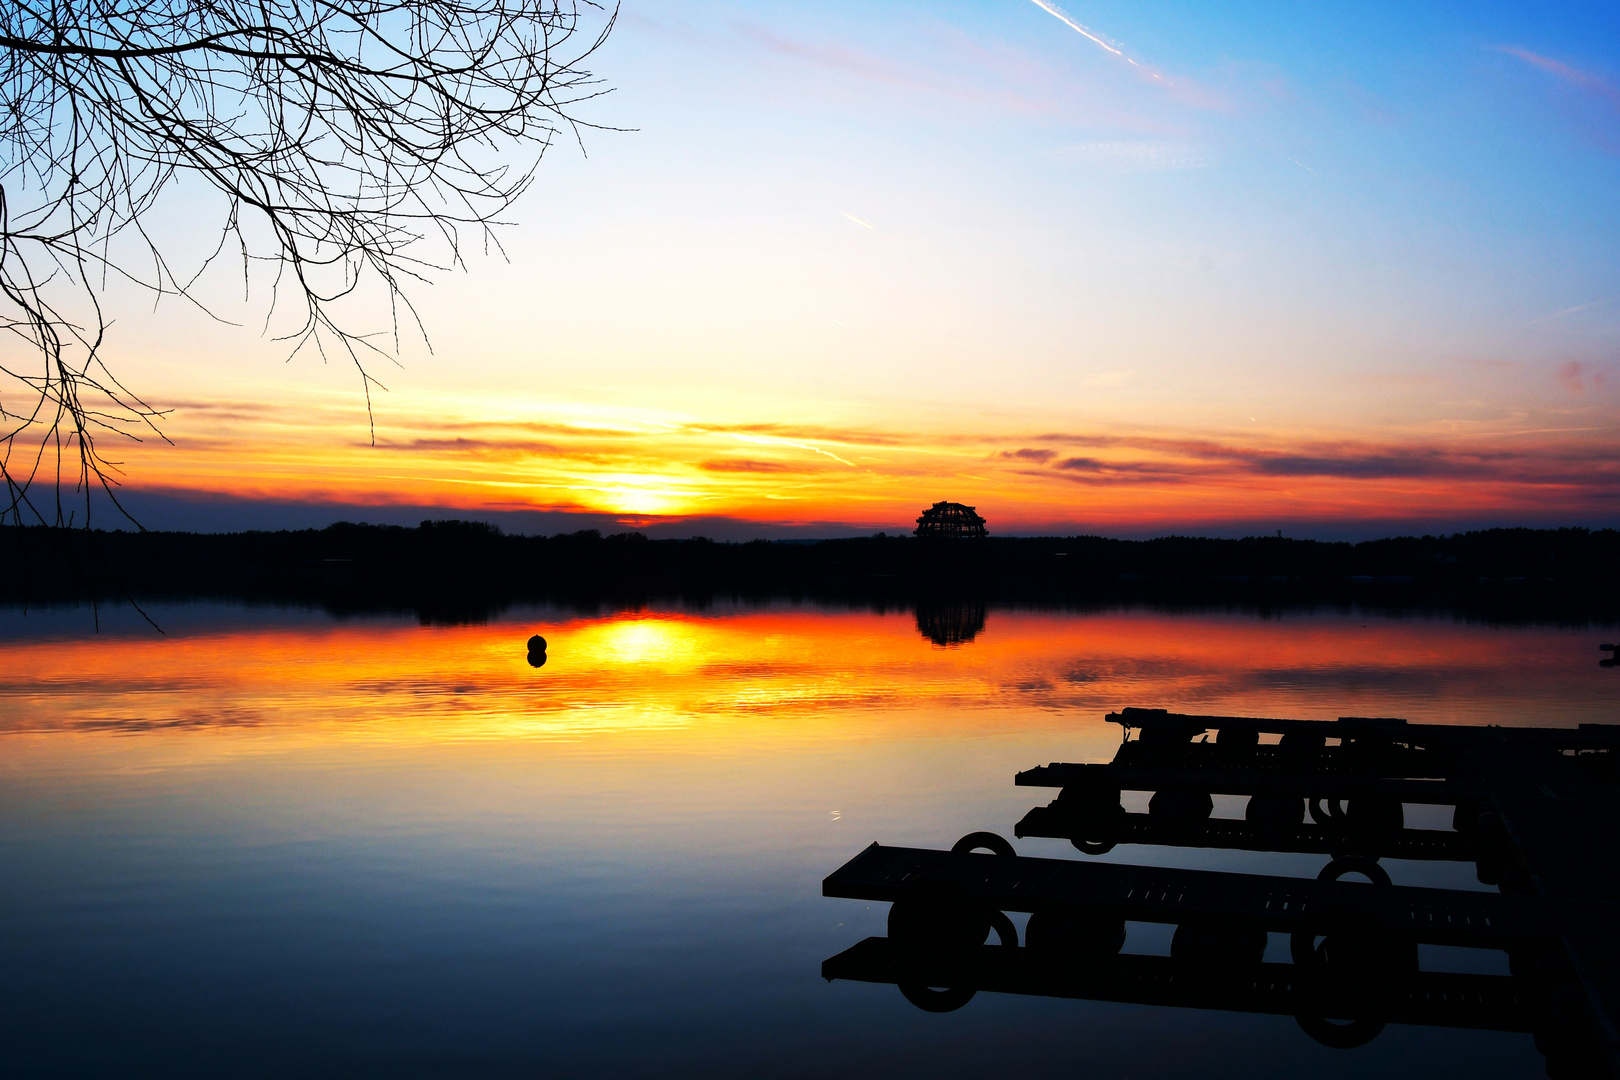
(1, 606), (1613, 762)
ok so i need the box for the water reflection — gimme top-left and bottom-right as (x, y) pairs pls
(825, 903), (1534, 1046)
(5, 603), (1614, 743)
(914, 599), (988, 647)
(1, 601), (1611, 1077)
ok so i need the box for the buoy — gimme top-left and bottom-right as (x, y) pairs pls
(528, 634), (547, 653)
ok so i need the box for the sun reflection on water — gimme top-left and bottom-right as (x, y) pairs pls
(0, 605), (1613, 759)
(584, 618), (694, 666)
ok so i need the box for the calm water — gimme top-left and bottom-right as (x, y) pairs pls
(2, 601), (1614, 1078)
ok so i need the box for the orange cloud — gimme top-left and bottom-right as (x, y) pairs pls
(699, 459), (823, 474)
(1557, 361), (1603, 396)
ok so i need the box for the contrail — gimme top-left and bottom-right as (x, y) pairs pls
(1025, 0), (1122, 56)
(726, 431), (856, 467)
(1549, 298), (1615, 319)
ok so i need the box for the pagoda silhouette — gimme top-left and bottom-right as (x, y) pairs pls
(914, 501), (988, 539)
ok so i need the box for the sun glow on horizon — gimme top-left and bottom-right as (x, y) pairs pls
(83, 376), (1620, 533)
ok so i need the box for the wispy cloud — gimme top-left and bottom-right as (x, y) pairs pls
(1252, 451), (1493, 480)
(1545, 297), (1617, 319)
(699, 459), (822, 474)
(1557, 361), (1605, 396)
(1496, 47), (1620, 108)
(683, 421), (913, 448)
(719, 431), (857, 467)
(1011, 431), (1620, 488)
(736, 20), (1055, 116)
(370, 437), (567, 457)
(1054, 140), (1214, 172)
(1050, 456), (1208, 484)
(1496, 46), (1620, 151)
(728, 9), (1235, 135)
(740, 22), (919, 87)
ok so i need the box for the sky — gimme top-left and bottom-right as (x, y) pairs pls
(19, 0), (1620, 537)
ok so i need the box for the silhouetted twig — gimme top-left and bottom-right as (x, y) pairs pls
(0, 0), (614, 527)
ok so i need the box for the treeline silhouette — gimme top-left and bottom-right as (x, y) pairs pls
(5, 522), (1620, 621)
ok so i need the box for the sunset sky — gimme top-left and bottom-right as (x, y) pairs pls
(43, 0), (1620, 537)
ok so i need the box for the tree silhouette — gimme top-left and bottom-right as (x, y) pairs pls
(0, 0), (613, 526)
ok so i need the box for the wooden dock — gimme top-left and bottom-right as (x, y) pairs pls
(824, 843), (1549, 948)
(821, 708), (1620, 1076)
(1015, 762), (1482, 804)
(1014, 805), (1475, 861)
(1106, 707), (1620, 750)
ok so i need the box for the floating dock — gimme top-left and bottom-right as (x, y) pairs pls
(1014, 805), (1473, 860)
(824, 842), (1549, 945)
(821, 708), (1620, 1077)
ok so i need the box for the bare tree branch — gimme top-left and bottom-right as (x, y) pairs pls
(0, 0), (614, 527)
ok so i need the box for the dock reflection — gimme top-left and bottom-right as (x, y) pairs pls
(825, 921), (1530, 1049)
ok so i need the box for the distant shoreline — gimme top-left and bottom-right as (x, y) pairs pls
(6, 521), (1620, 623)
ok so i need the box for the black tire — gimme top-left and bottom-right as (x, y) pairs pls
(1057, 784), (1124, 854)
(899, 984), (977, 1012)
(1317, 855), (1391, 887)
(1069, 836), (1118, 856)
(892, 888), (1016, 1014)
(950, 831), (1015, 858)
(1295, 1013), (1386, 1049)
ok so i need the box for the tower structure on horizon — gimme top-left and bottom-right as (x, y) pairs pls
(914, 501), (988, 539)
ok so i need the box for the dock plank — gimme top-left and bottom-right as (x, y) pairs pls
(1015, 805), (1475, 861)
(1016, 763), (1482, 804)
(1108, 708), (1620, 750)
(823, 844), (1545, 947)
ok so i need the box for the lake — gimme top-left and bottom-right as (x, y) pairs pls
(2, 600), (1613, 1077)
